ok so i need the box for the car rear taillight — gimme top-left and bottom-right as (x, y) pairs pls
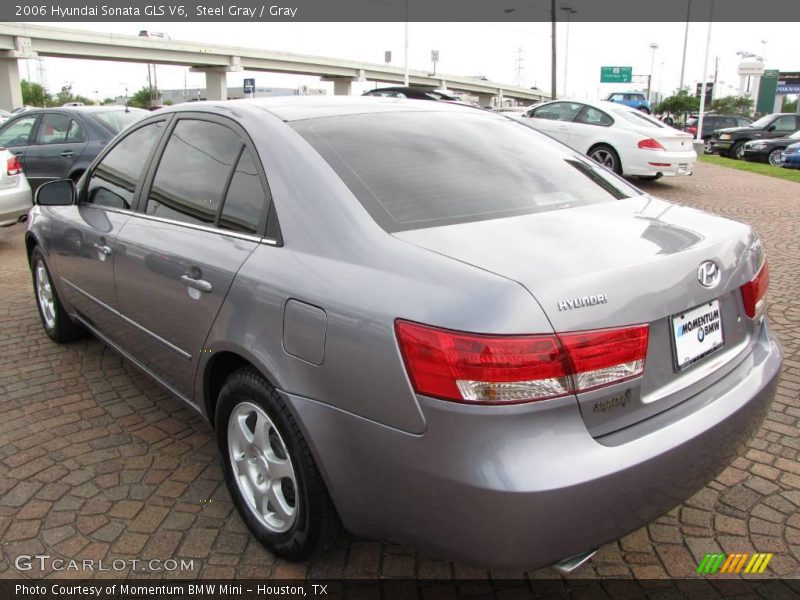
(637, 138), (665, 150)
(395, 320), (648, 404)
(686, 126), (697, 135)
(740, 260), (769, 319)
(7, 155), (22, 176)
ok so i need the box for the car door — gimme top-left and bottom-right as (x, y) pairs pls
(526, 102), (582, 144)
(24, 112), (89, 191)
(0, 114), (39, 168)
(48, 118), (169, 344)
(113, 115), (268, 400)
(766, 115), (797, 139)
(568, 105), (614, 153)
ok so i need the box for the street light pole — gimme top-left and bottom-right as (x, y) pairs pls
(696, 0), (715, 145)
(679, 0), (691, 91)
(561, 7), (577, 98)
(648, 42), (659, 105)
(551, 0), (557, 100)
(403, 0), (409, 87)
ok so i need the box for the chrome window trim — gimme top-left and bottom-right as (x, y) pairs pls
(80, 203), (279, 246)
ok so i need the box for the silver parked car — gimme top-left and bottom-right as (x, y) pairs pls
(25, 98), (781, 570)
(0, 147), (32, 227)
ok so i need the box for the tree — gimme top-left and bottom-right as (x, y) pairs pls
(654, 89), (699, 121)
(101, 97), (116, 105)
(782, 96), (798, 113)
(20, 79), (51, 107)
(127, 86), (154, 109)
(708, 96), (754, 116)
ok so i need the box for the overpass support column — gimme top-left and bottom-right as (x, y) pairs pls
(204, 71), (228, 101)
(476, 93), (494, 108)
(0, 58), (22, 111)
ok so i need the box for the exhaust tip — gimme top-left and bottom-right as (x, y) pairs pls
(551, 548), (598, 575)
(18, 214), (28, 223)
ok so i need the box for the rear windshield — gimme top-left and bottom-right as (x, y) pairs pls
(616, 109), (667, 129)
(292, 111), (640, 232)
(93, 109), (146, 134)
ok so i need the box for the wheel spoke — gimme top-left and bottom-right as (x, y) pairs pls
(267, 481), (295, 523)
(252, 411), (270, 452)
(266, 450), (294, 481)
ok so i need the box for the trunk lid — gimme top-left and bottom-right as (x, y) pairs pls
(637, 127), (694, 152)
(394, 196), (763, 436)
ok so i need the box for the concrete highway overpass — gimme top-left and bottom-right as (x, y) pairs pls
(0, 23), (549, 109)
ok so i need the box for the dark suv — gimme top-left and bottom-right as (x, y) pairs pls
(708, 113), (800, 159)
(684, 114), (752, 153)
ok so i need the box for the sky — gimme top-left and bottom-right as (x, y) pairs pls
(22, 21), (798, 103)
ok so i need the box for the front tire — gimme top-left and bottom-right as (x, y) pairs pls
(30, 247), (85, 343)
(730, 141), (746, 160)
(588, 144), (622, 175)
(767, 148), (784, 166)
(216, 368), (341, 561)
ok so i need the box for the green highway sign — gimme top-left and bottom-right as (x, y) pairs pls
(600, 66), (633, 83)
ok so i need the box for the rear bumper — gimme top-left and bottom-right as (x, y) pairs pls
(623, 149), (696, 177)
(0, 176), (33, 227)
(286, 322), (781, 570)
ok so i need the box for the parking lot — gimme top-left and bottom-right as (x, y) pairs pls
(0, 161), (798, 582)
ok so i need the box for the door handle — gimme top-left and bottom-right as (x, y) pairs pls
(92, 243), (112, 256)
(60, 150), (74, 157)
(181, 274), (212, 293)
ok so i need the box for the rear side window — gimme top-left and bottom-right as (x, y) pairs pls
(219, 148), (267, 235)
(85, 121), (165, 210)
(146, 120), (242, 225)
(575, 106), (613, 127)
(293, 111), (640, 232)
(36, 114), (79, 144)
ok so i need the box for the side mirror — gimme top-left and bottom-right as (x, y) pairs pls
(35, 179), (76, 206)
(767, 125), (776, 132)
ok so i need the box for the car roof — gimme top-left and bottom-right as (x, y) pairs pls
(14, 106), (146, 114)
(158, 96), (483, 122)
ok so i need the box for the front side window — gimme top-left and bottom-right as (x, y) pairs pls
(532, 102), (583, 122)
(85, 121), (165, 210)
(145, 119), (242, 225)
(293, 111), (640, 233)
(772, 116), (796, 132)
(0, 116), (37, 147)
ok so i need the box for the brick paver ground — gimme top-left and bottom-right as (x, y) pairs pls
(1, 162), (798, 581)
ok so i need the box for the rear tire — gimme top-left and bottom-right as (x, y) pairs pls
(638, 107), (650, 114)
(588, 144), (622, 175)
(30, 247), (85, 343)
(216, 368), (342, 561)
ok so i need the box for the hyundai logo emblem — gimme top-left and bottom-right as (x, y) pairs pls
(697, 261), (721, 288)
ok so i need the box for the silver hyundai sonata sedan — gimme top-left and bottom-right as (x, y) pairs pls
(25, 98), (782, 570)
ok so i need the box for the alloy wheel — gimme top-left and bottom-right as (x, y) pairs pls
(228, 401), (298, 533)
(35, 260), (56, 330)
(768, 149), (783, 166)
(590, 149), (616, 170)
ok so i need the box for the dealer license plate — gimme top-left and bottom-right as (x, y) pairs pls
(671, 299), (724, 370)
